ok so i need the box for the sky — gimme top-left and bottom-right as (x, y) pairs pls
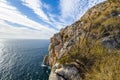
(0, 0), (105, 39)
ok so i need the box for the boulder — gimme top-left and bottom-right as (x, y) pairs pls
(102, 36), (120, 49)
(49, 63), (81, 80)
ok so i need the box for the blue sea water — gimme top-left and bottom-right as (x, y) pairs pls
(0, 39), (50, 80)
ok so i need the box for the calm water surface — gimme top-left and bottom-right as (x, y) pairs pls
(0, 39), (50, 80)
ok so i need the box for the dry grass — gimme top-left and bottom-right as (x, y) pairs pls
(84, 53), (120, 80)
(58, 1), (120, 80)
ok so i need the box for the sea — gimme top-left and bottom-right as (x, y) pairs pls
(0, 39), (50, 80)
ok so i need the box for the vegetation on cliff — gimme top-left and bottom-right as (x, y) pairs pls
(49, 0), (120, 80)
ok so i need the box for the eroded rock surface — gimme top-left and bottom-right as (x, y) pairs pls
(48, 1), (120, 80)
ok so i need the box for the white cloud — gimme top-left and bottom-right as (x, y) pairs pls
(0, 0), (16, 10)
(60, 0), (84, 23)
(0, 0), (106, 39)
(59, 0), (105, 25)
(21, 0), (49, 21)
(21, 0), (64, 30)
(88, 0), (105, 8)
(0, 21), (51, 39)
(0, 0), (57, 39)
(43, 3), (51, 11)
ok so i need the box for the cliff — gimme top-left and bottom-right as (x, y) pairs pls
(48, 1), (120, 80)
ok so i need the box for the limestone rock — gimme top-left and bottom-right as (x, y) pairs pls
(42, 55), (49, 66)
(48, 1), (120, 80)
(49, 63), (81, 80)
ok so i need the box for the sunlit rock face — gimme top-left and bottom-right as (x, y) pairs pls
(48, 0), (120, 80)
(48, 0), (105, 67)
(49, 63), (80, 80)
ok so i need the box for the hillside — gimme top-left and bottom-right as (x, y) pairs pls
(48, 1), (120, 80)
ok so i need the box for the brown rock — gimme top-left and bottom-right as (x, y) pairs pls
(42, 55), (49, 66)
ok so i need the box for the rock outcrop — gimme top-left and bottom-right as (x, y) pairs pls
(48, 1), (120, 80)
(49, 63), (80, 80)
(42, 55), (49, 66)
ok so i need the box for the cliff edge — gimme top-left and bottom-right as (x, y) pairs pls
(48, 1), (120, 80)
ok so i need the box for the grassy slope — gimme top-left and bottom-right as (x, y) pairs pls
(58, 1), (120, 80)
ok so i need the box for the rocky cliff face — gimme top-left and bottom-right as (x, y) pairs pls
(48, 1), (120, 80)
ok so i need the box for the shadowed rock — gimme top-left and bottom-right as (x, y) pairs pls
(43, 55), (49, 66)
